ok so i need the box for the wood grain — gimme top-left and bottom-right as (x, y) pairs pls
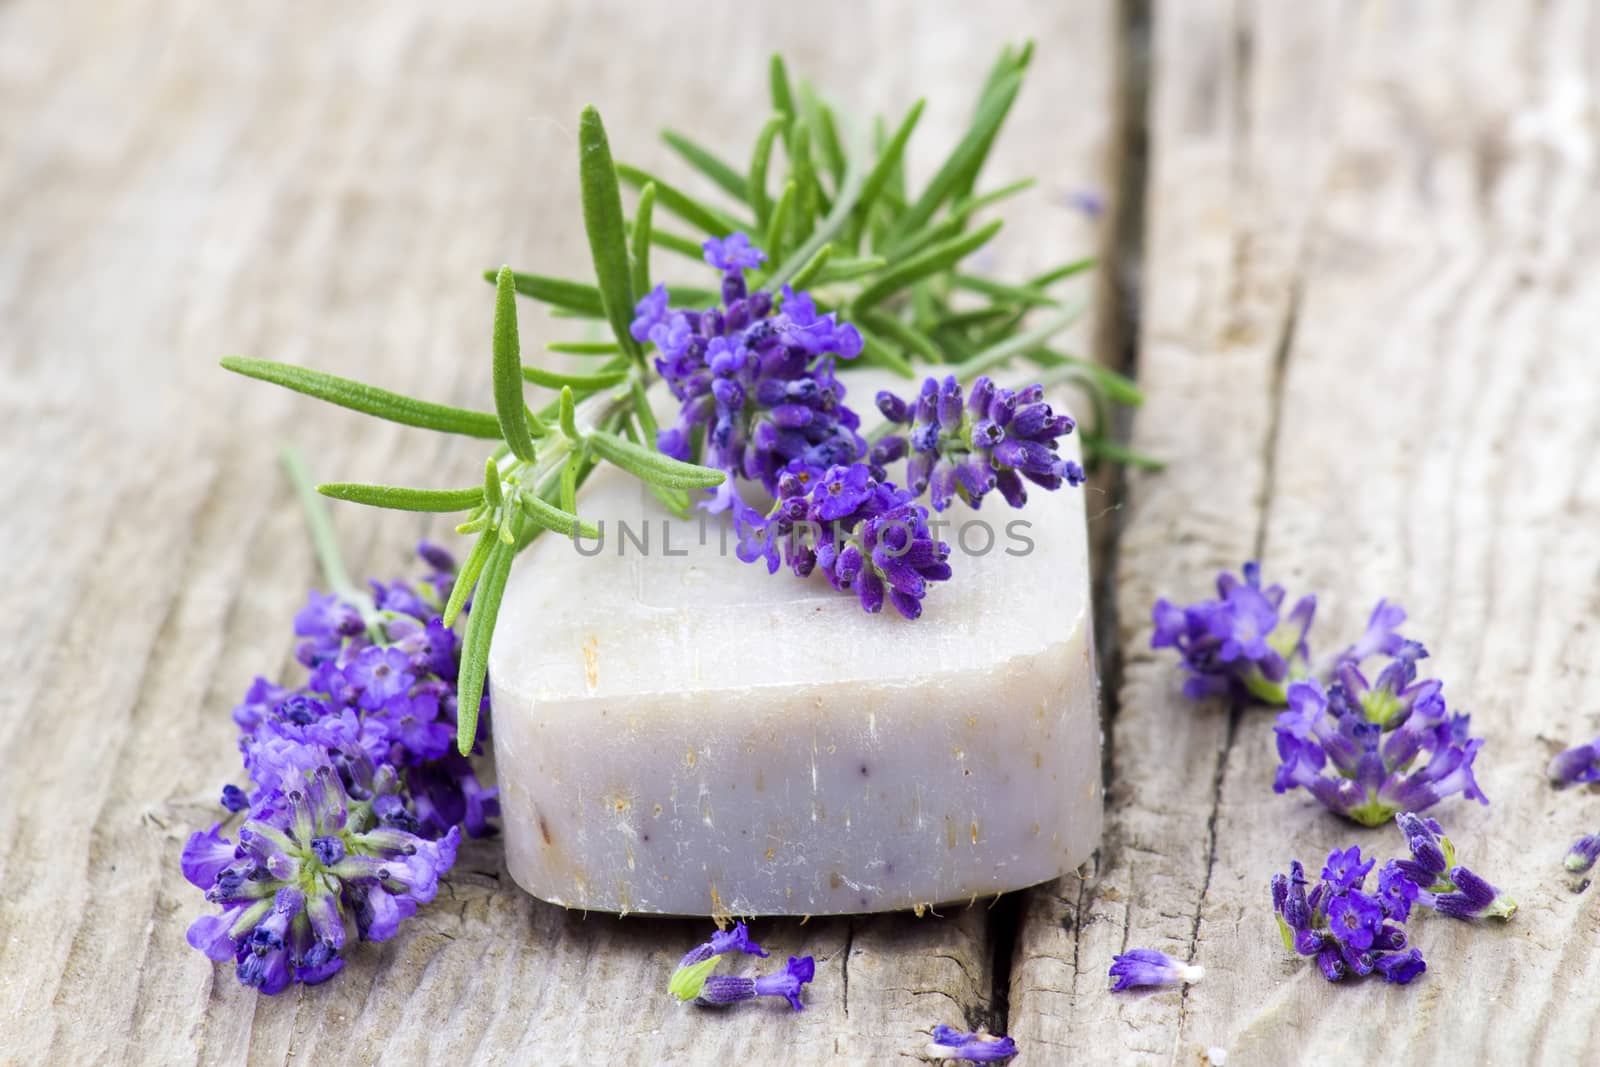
(1010, 1), (1600, 1064)
(0, 2), (1114, 1064)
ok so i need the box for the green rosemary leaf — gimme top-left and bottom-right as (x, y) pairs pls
(952, 43), (1032, 202)
(789, 122), (818, 237)
(456, 539), (514, 754)
(958, 302), (1082, 377)
(761, 128), (868, 292)
(220, 357), (502, 439)
(891, 70), (1023, 241)
(547, 340), (623, 356)
(455, 514), (492, 535)
(280, 448), (366, 612)
(645, 480), (693, 517)
(629, 376), (660, 445)
(548, 307), (604, 320)
(587, 429), (726, 489)
(856, 331), (916, 378)
(769, 54), (796, 132)
(520, 364), (630, 391)
(1028, 256), (1096, 289)
(661, 129), (749, 202)
(812, 98), (847, 188)
(492, 266), (539, 462)
(764, 179), (797, 264)
(935, 305), (1018, 332)
(631, 182), (656, 297)
(1081, 431), (1165, 470)
(854, 99), (925, 227)
(482, 456), (504, 508)
(1031, 350), (1145, 406)
(518, 488), (599, 539)
(785, 243), (833, 292)
(559, 450), (582, 514)
(484, 269), (606, 316)
(952, 273), (1058, 307)
(856, 308), (944, 364)
(816, 255), (888, 284)
(442, 530), (494, 627)
(931, 325), (977, 362)
(748, 114), (786, 230)
(558, 385), (580, 439)
(882, 180), (1033, 262)
(317, 482), (484, 513)
(578, 107), (643, 367)
(626, 221), (704, 263)
(851, 219), (1004, 310)
(668, 285), (720, 308)
(616, 163), (744, 237)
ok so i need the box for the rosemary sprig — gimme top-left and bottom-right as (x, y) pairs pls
(224, 43), (1155, 753)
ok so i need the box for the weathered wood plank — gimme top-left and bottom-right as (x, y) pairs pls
(0, 2), (1115, 1064)
(1012, 0), (1600, 1063)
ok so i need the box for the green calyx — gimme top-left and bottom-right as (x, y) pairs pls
(668, 956), (724, 1002)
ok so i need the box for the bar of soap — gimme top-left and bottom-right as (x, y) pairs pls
(488, 377), (1100, 916)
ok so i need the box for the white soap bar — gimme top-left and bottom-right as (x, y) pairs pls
(488, 378), (1100, 916)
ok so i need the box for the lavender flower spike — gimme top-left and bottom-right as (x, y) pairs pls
(1565, 833), (1600, 874)
(1108, 948), (1204, 991)
(1547, 737), (1600, 786)
(668, 922), (769, 1001)
(925, 1024), (1019, 1062)
(1391, 812), (1517, 921)
(1151, 562), (1314, 704)
(695, 955), (815, 1011)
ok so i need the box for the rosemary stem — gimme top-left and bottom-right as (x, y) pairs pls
(280, 445), (382, 636)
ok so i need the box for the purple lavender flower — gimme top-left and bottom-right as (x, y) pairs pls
(925, 1024), (1019, 1062)
(876, 374), (1083, 512)
(1390, 812), (1517, 921)
(187, 545), (497, 993)
(186, 766), (459, 993)
(1270, 849), (1423, 984)
(668, 922), (771, 1000)
(1547, 737), (1600, 786)
(738, 464), (953, 619)
(695, 955), (815, 1011)
(638, 235), (865, 501)
(1337, 598), (1411, 666)
(1151, 562), (1315, 704)
(1376, 861), (1419, 922)
(1566, 833), (1600, 873)
(1108, 948), (1203, 991)
(1273, 660), (1487, 826)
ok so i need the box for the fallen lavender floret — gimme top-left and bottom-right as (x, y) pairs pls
(874, 373), (1083, 511)
(1270, 847), (1424, 984)
(695, 955), (815, 1011)
(1390, 812), (1516, 921)
(1547, 736), (1600, 786)
(1565, 833), (1600, 873)
(1151, 562), (1315, 704)
(668, 922), (769, 1001)
(924, 1024), (1018, 1062)
(1271, 644), (1488, 826)
(1108, 948), (1204, 991)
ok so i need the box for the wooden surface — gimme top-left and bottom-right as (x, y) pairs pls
(2, 1), (1597, 1065)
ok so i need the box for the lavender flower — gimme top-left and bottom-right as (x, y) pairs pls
(668, 922), (769, 1001)
(925, 1024), (1019, 1062)
(1547, 737), (1600, 786)
(1270, 848), (1424, 984)
(185, 767), (459, 993)
(1565, 833), (1600, 874)
(1337, 598), (1411, 666)
(187, 545), (496, 992)
(695, 956), (815, 1011)
(1151, 562), (1315, 703)
(739, 464), (953, 619)
(1271, 647), (1488, 826)
(636, 235), (864, 502)
(1390, 813), (1516, 921)
(876, 374), (1083, 511)
(1108, 948), (1204, 991)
